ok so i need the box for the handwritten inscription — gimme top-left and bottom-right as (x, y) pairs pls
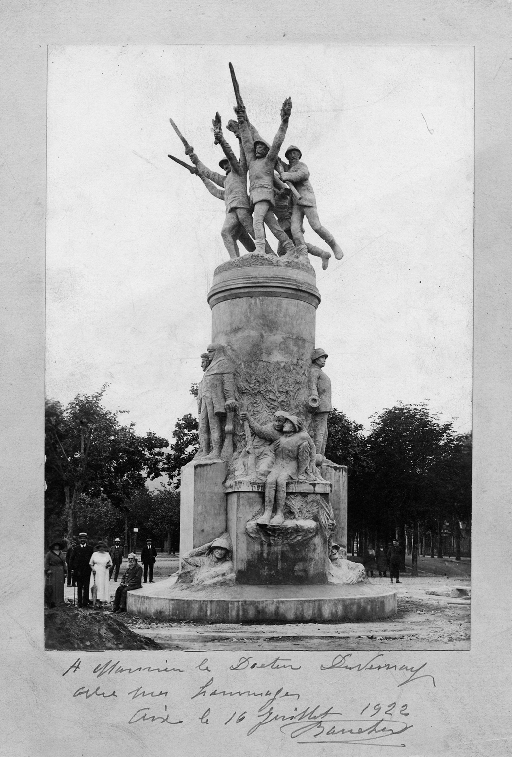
(60, 653), (438, 748)
(280, 718), (413, 745)
(128, 705), (183, 726)
(320, 653), (436, 688)
(230, 656), (302, 671)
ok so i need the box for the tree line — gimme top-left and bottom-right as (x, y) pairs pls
(45, 388), (471, 565)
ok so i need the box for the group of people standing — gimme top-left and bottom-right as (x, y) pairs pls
(44, 533), (158, 610)
(363, 541), (402, 583)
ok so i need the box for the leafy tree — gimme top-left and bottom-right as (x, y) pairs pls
(365, 403), (467, 569)
(45, 387), (169, 538)
(126, 488), (180, 548)
(163, 413), (199, 486)
(73, 494), (125, 542)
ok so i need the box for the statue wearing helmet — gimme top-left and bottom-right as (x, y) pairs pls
(235, 99), (296, 257)
(239, 410), (319, 526)
(280, 146), (344, 262)
(308, 347), (332, 463)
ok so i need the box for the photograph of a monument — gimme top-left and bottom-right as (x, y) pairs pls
(45, 46), (472, 650)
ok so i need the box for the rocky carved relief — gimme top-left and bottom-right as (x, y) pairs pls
(246, 492), (336, 545)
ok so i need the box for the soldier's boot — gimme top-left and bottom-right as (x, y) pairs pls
(306, 242), (331, 270)
(283, 238), (296, 256)
(324, 235), (343, 260)
(316, 227), (344, 260)
(253, 239), (267, 256)
(257, 486), (275, 525)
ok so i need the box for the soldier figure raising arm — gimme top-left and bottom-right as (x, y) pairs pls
(236, 99), (296, 257)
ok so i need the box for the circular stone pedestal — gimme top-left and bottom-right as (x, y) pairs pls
(127, 579), (397, 623)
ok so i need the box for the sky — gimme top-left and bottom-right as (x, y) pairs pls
(46, 45), (473, 441)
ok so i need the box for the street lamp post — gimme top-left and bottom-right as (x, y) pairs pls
(133, 527), (139, 555)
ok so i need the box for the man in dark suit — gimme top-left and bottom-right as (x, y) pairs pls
(140, 539), (157, 583)
(387, 540), (402, 584)
(112, 553), (143, 613)
(70, 532), (94, 607)
(109, 538), (124, 582)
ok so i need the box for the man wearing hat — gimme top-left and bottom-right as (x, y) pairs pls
(280, 146), (344, 262)
(109, 538), (124, 582)
(235, 98), (297, 257)
(112, 553), (143, 613)
(69, 532), (94, 607)
(387, 540), (402, 584)
(308, 348), (332, 464)
(140, 539), (158, 583)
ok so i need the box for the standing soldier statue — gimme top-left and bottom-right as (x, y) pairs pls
(235, 97), (296, 257)
(168, 118), (256, 258)
(194, 343), (237, 460)
(195, 351), (211, 458)
(279, 145), (344, 262)
(308, 347), (332, 464)
(273, 178), (332, 269)
(186, 144), (255, 259)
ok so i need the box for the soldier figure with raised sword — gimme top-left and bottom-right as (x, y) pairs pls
(232, 69), (296, 257)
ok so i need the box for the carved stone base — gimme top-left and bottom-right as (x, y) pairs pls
(320, 461), (347, 551)
(128, 580), (398, 623)
(179, 459), (227, 560)
(226, 482), (332, 585)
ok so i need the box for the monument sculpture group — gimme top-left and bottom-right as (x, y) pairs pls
(129, 64), (397, 623)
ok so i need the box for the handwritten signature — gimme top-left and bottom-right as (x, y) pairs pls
(280, 718), (413, 745)
(320, 653), (436, 688)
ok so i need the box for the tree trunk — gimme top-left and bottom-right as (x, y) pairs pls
(65, 485), (76, 538)
(399, 521), (406, 571)
(124, 512), (129, 557)
(430, 530), (435, 558)
(437, 520), (444, 558)
(411, 520), (418, 576)
(455, 522), (461, 561)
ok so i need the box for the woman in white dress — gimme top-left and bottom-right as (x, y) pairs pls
(89, 542), (112, 606)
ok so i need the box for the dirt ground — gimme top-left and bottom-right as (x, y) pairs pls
(61, 557), (470, 651)
(45, 604), (160, 650)
(121, 575), (470, 651)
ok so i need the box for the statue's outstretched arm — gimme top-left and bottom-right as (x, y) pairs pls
(188, 150), (226, 188)
(235, 106), (255, 164)
(280, 162), (310, 183)
(240, 412), (279, 442)
(198, 174), (225, 200)
(218, 134), (241, 174)
(268, 97), (292, 164)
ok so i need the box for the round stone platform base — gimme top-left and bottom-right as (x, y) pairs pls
(127, 579), (397, 623)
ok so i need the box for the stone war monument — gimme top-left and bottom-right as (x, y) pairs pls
(130, 65), (397, 623)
